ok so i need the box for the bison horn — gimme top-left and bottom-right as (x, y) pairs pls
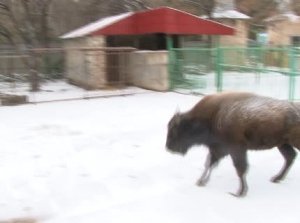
(174, 108), (182, 124)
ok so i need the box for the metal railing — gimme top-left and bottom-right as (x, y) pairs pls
(0, 47), (140, 104)
(169, 46), (300, 100)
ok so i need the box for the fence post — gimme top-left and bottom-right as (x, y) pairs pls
(215, 47), (223, 92)
(288, 47), (296, 101)
(167, 35), (174, 90)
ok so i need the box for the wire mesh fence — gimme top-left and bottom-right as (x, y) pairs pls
(169, 46), (300, 100)
(0, 48), (65, 92)
(2, 46), (300, 105)
(0, 47), (144, 105)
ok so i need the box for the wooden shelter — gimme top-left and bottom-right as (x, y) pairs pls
(61, 7), (235, 90)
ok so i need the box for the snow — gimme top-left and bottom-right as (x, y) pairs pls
(1, 86), (300, 223)
(212, 10), (250, 19)
(60, 12), (133, 39)
(0, 81), (149, 103)
(201, 10), (250, 20)
(265, 12), (300, 23)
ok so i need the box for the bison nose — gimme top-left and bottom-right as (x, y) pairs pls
(166, 147), (175, 154)
(166, 146), (181, 155)
(165, 146), (174, 153)
(165, 140), (172, 150)
(165, 142), (171, 150)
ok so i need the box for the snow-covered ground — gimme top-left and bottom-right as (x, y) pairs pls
(0, 80), (149, 103)
(1, 86), (300, 223)
(180, 71), (300, 100)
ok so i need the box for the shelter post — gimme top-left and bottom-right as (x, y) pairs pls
(215, 45), (223, 92)
(167, 35), (174, 90)
(166, 35), (174, 50)
(288, 47), (296, 101)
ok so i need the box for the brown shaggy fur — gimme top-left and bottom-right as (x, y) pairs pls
(166, 92), (300, 197)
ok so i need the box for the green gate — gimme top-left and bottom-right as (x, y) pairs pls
(169, 47), (300, 101)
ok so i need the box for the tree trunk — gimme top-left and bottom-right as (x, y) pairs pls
(28, 52), (40, 92)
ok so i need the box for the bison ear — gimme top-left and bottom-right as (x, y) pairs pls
(173, 110), (182, 124)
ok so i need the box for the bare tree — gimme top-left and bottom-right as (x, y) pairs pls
(237, 0), (278, 20)
(124, 0), (150, 11)
(291, 0), (300, 14)
(182, 0), (216, 18)
(0, 24), (13, 45)
(0, 0), (54, 91)
(80, 0), (150, 21)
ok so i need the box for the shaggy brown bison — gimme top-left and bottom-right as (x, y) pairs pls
(166, 92), (300, 197)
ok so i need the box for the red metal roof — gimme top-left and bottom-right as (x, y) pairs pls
(94, 7), (234, 36)
(62, 7), (234, 39)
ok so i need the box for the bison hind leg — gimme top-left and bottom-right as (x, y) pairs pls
(230, 148), (249, 197)
(271, 144), (297, 183)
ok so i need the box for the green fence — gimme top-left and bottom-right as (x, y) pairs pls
(169, 46), (300, 100)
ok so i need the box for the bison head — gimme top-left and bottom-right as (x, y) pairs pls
(166, 111), (208, 155)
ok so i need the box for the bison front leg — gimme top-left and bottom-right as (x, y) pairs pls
(271, 144), (297, 183)
(230, 149), (249, 197)
(196, 153), (215, 186)
(196, 147), (227, 186)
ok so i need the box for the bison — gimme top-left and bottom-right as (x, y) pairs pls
(166, 92), (300, 197)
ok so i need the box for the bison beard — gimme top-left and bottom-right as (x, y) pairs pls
(166, 92), (300, 197)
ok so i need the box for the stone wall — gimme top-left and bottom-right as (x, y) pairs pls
(0, 94), (28, 106)
(267, 20), (300, 45)
(64, 37), (170, 91)
(129, 51), (169, 91)
(218, 19), (249, 46)
(64, 36), (107, 89)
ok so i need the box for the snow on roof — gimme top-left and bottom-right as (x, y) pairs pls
(265, 12), (300, 23)
(61, 12), (133, 39)
(210, 10), (250, 19)
(60, 7), (234, 38)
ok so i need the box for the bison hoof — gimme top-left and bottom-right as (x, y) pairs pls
(196, 179), (208, 187)
(229, 189), (247, 197)
(229, 186), (248, 197)
(270, 176), (281, 183)
(229, 192), (246, 198)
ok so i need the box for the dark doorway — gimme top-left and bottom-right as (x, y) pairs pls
(106, 34), (180, 50)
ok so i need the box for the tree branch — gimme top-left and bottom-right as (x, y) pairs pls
(0, 0), (9, 11)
